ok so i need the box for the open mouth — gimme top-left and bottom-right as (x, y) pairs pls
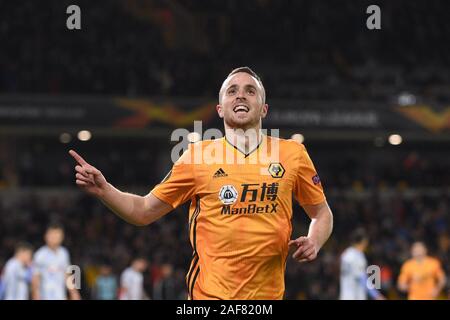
(233, 105), (249, 113)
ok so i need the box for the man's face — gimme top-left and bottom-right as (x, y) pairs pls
(217, 72), (268, 130)
(45, 228), (64, 248)
(135, 259), (148, 272)
(360, 238), (369, 252)
(162, 264), (173, 278)
(18, 249), (33, 266)
(411, 242), (427, 259)
(100, 266), (112, 276)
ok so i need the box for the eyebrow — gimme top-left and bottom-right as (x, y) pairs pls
(226, 84), (258, 91)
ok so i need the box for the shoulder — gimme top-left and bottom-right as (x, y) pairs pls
(198, 137), (222, 146)
(60, 247), (70, 258)
(268, 136), (305, 150)
(341, 247), (354, 260)
(34, 246), (47, 259)
(4, 258), (17, 271)
(176, 139), (221, 164)
(122, 269), (139, 282)
(121, 268), (131, 277)
(426, 257), (442, 268)
(343, 247), (364, 260)
(401, 259), (414, 270)
(189, 138), (222, 150)
(268, 136), (309, 161)
(190, 138), (223, 153)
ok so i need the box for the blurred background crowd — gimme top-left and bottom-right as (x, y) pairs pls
(1, 0), (450, 101)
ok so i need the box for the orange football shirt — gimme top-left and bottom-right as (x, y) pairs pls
(398, 257), (445, 300)
(151, 135), (326, 299)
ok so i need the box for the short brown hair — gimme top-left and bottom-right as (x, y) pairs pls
(46, 222), (64, 232)
(227, 67), (263, 84)
(220, 66), (266, 103)
(15, 242), (33, 253)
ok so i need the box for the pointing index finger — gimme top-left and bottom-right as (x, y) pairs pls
(69, 149), (88, 166)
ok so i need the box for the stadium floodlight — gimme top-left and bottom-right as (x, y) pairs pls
(187, 132), (201, 143)
(388, 134), (402, 145)
(77, 130), (92, 141)
(59, 133), (72, 144)
(291, 133), (304, 143)
(397, 92), (416, 106)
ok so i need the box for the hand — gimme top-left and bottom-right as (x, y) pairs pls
(288, 236), (319, 263)
(69, 150), (108, 198)
(431, 288), (441, 299)
(397, 282), (408, 293)
(69, 290), (81, 300)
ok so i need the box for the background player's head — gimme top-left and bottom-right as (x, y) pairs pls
(44, 223), (65, 249)
(161, 263), (174, 279)
(217, 67), (268, 131)
(350, 228), (369, 252)
(411, 241), (427, 261)
(131, 257), (148, 273)
(14, 242), (33, 266)
(99, 264), (113, 276)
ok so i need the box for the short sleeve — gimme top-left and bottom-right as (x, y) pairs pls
(150, 143), (196, 208)
(32, 249), (44, 276)
(355, 256), (367, 277)
(397, 262), (411, 286)
(293, 143), (326, 206)
(433, 259), (445, 281)
(63, 247), (71, 268)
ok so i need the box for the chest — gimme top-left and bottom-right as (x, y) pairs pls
(196, 161), (296, 206)
(411, 264), (436, 282)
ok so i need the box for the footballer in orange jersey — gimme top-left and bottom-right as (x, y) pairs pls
(398, 241), (446, 300)
(70, 67), (333, 299)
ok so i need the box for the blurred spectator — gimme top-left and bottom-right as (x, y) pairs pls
(397, 241), (446, 300)
(92, 264), (118, 300)
(31, 223), (81, 300)
(119, 257), (149, 300)
(0, 242), (33, 300)
(152, 263), (178, 300)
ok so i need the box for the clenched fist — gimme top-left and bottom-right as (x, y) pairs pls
(289, 236), (319, 263)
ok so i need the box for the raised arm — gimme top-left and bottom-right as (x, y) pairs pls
(69, 150), (173, 226)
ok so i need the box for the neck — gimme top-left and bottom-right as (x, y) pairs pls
(224, 123), (263, 154)
(47, 245), (59, 251)
(415, 256), (426, 262)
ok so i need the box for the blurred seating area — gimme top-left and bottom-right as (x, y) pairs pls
(1, 0), (449, 101)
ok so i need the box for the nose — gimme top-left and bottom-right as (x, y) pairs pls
(236, 88), (247, 100)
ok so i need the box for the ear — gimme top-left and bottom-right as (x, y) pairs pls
(261, 104), (269, 119)
(216, 104), (224, 118)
